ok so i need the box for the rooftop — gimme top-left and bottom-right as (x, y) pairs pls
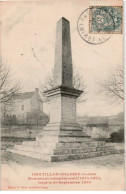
(13, 89), (42, 102)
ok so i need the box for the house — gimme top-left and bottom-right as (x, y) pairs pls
(1, 88), (48, 125)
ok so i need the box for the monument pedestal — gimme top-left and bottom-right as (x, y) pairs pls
(7, 133), (123, 162)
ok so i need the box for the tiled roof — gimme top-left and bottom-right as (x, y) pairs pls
(13, 92), (34, 100)
(13, 92), (43, 102)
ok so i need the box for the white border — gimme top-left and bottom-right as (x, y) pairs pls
(0, 0), (126, 193)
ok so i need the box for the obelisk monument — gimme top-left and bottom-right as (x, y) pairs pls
(53, 17), (73, 87)
(42, 17), (83, 127)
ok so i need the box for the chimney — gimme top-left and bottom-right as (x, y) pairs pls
(35, 88), (39, 94)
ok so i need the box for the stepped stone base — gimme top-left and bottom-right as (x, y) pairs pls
(6, 123), (124, 162)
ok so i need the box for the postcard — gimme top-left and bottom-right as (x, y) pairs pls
(0, 0), (125, 191)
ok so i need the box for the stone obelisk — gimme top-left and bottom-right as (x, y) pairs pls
(42, 17), (83, 127)
(53, 17), (73, 88)
(7, 18), (122, 162)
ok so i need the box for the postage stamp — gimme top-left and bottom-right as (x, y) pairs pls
(77, 8), (111, 45)
(89, 6), (123, 34)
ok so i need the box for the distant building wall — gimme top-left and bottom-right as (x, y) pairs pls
(23, 99), (32, 113)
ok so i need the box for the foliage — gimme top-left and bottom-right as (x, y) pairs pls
(26, 111), (49, 125)
(110, 128), (124, 142)
(3, 114), (18, 131)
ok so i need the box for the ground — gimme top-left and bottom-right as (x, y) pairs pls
(1, 141), (125, 191)
(1, 150), (124, 169)
(1, 150), (125, 191)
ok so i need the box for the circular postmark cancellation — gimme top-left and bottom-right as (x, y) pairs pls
(77, 6), (122, 45)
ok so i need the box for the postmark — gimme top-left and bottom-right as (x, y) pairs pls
(89, 6), (123, 34)
(77, 6), (123, 45)
(77, 8), (111, 45)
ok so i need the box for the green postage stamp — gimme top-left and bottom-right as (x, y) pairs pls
(89, 6), (123, 34)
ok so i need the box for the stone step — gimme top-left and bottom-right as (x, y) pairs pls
(43, 123), (82, 131)
(56, 141), (106, 148)
(22, 141), (106, 148)
(39, 130), (88, 137)
(53, 146), (115, 155)
(7, 148), (51, 161)
(96, 145), (115, 151)
(14, 144), (115, 155)
(6, 148), (124, 162)
(14, 145), (54, 154)
(51, 149), (124, 162)
(23, 141), (55, 147)
(36, 135), (91, 143)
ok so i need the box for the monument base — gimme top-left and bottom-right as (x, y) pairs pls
(7, 123), (124, 162)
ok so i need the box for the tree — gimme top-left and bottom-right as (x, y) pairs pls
(40, 67), (87, 103)
(110, 128), (124, 142)
(26, 111), (49, 125)
(3, 114), (18, 133)
(0, 59), (22, 105)
(98, 66), (124, 104)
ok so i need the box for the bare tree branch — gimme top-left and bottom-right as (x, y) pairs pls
(0, 59), (22, 105)
(39, 67), (87, 103)
(98, 65), (124, 104)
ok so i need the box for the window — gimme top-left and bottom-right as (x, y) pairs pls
(21, 105), (24, 110)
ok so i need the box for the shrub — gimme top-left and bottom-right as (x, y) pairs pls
(110, 128), (124, 142)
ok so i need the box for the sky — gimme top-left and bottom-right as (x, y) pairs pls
(0, 0), (124, 116)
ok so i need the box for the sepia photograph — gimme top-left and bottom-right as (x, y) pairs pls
(0, 0), (125, 191)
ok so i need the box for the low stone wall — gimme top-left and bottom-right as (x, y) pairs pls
(1, 137), (35, 150)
